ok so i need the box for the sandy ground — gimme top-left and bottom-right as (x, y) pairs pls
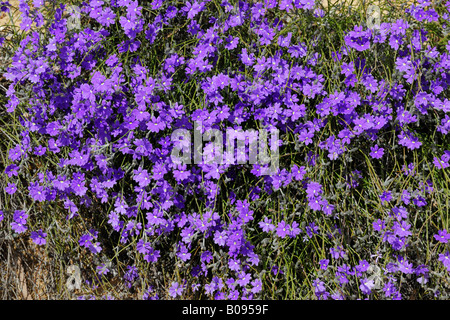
(0, 0), (22, 36)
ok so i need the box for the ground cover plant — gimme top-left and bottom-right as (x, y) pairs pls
(1, 0), (450, 300)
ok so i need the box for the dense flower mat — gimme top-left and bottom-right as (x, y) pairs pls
(1, 0), (450, 299)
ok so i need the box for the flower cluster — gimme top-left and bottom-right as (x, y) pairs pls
(2, 0), (450, 299)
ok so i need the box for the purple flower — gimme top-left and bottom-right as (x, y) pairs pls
(401, 189), (411, 205)
(392, 221), (412, 238)
(391, 19), (409, 36)
(227, 231), (243, 253)
(142, 286), (158, 300)
(258, 217), (275, 232)
(79, 233), (93, 248)
(439, 252), (450, 271)
(308, 196), (322, 211)
(11, 221), (27, 234)
(396, 56), (413, 74)
(306, 182), (323, 199)
(30, 229), (46, 245)
(64, 199), (79, 219)
(123, 265), (139, 289)
(71, 173), (88, 196)
(5, 164), (19, 177)
(9, 145), (23, 161)
(169, 281), (184, 298)
(321, 199), (335, 216)
(331, 291), (344, 300)
(251, 278), (262, 294)
(335, 272), (348, 285)
(389, 34), (403, 50)
(177, 244), (191, 262)
(397, 257), (414, 274)
(319, 259), (329, 270)
(201, 251), (213, 264)
(373, 219), (385, 232)
(305, 222), (319, 239)
(277, 32), (292, 47)
(383, 281), (399, 298)
(392, 206), (409, 220)
(136, 239), (150, 254)
(271, 265), (283, 276)
(236, 272), (251, 287)
(224, 35), (239, 50)
(228, 258), (241, 272)
(433, 156), (449, 169)
(415, 264), (429, 284)
(143, 247), (160, 263)
(434, 230), (450, 243)
(398, 131), (422, 150)
(20, 16), (33, 31)
(360, 278), (375, 295)
(330, 246), (346, 259)
(276, 221), (289, 238)
(13, 210), (28, 224)
(251, 3), (265, 20)
(355, 260), (370, 273)
(213, 230), (227, 246)
(53, 175), (70, 191)
(182, 1), (205, 19)
(379, 191), (392, 205)
(288, 221), (301, 238)
(88, 241), (102, 254)
(204, 282), (217, 296)
(34, 145), (46, 156)
(362, 74), (378, 93)
(227, 289), (239, 300)
(5, 182), (17, 194)
(312, 278), (328, 299)
(369, 145), (384, 159)
(239, 48), (255, 66)
(11, 210), (28, 233)
(413, 195), (427, 207)
(344, 26), (371, 52)
(0, 1), (9, 13)
(133, 167), (151, 187)
(341, 61), (355, 77)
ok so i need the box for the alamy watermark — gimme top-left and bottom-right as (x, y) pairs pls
(366, 5), (381, 30)
(171, 121), (279, 175)
(66, 5), (81, 31)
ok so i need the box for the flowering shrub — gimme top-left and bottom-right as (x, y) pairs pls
(1, 0), (450, 299)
